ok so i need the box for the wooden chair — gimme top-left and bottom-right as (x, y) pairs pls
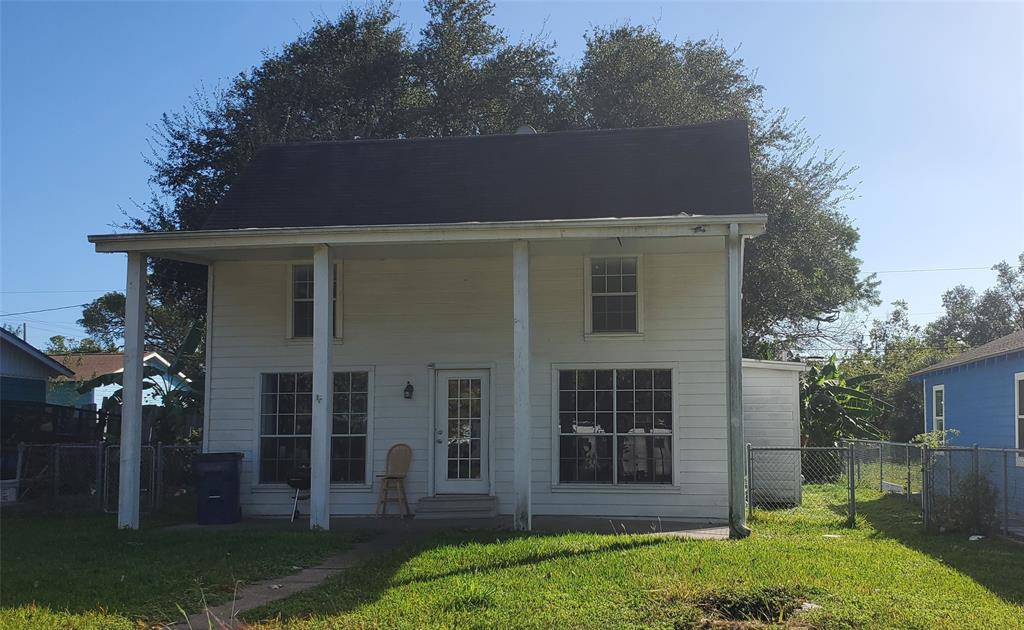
(376, 443), (412, 517)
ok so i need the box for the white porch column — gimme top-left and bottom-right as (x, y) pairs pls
(118, 252), (146, 529)
(310, 244), (333, 530)
(726, 224), (749, 538)
(512, 240), (532, 531)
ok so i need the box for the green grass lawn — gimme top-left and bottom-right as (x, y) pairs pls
(0, 513), (357, 628)
(241, 488), (1023, 629)
(2, 489), (1022, 629)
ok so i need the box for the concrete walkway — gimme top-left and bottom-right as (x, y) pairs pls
(175, 536), (398, 629)
(170, 515), (728, 628)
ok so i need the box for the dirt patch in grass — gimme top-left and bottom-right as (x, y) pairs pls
(655, 585), (820, 628)
(695, 585), (809, 624)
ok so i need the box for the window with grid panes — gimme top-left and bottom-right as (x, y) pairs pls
(558, 368), (673, 484)
(259, 371), (368, 483)
(589, 258), (638, 333)
(291, 264), (339, 338)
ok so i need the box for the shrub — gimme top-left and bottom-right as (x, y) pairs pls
(930, 472), (1000, 534)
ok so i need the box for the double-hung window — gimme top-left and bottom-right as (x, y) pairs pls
(259, 370), (369, 484)
(290, 264), (340, 339)
(587, 257), (640, 335)
(932, 385), (945, 439)
(558, 368), (673, 484)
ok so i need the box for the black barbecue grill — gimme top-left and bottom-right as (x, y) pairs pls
(287, 464), (311, 523)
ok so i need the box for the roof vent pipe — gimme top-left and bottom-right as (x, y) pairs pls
(515, 125), (537, 135)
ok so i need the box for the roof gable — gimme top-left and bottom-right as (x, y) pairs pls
(201, 120), (755, 231)
(49, 351), (174, 382)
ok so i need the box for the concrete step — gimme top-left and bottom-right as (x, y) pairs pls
(415, 494), (498, 519)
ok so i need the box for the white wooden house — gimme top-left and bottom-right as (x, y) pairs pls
(89, 121), (766, 535)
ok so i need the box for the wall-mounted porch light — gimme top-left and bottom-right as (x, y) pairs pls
(403, 381), (415, 399)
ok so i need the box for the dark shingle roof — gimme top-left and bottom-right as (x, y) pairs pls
(910, 329), (1024, 377)
(201, 120), (755, 230)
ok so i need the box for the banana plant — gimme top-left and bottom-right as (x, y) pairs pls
(78, 323), (204, 443)
(800, 355), (891, 445)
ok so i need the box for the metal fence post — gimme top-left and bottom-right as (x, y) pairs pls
(746, 443), (754, 518)
(1003, 450), (1010, 537)
(921, 445), (930, 530)
(95, 440), (104, 510)
(847, 442), (856, 526)
(154, 442), (163, 512)
(905, 444), (912, 501)
(879, 443), (884, 492)
(52, 444), (60, 503)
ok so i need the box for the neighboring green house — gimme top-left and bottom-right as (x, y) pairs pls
(47, 351), (189, 410)
(0, 328), (73, 403)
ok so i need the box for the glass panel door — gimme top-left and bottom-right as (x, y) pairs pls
(434, 370), (489, 493)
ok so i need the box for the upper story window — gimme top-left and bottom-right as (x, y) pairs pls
(932, 385), (945, 438)
(587, 257), (641, 335)
(290, 264), (340, 339)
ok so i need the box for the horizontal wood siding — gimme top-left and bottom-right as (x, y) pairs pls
(742, 363), (802, 503)
(206, 237), (728, 521)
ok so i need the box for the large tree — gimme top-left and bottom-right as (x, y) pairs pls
(924, 252), (1024, 347)
(89, 0), (875, 359)
(552, 25), (877, 355)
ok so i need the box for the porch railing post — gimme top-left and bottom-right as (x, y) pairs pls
(511, 240), (532, 531)
(309, 244), (334, 530)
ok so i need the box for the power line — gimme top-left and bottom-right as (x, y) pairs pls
(864, 266), (991, 275)
(0, 303), (88, 317)
(0, 289), (117, 294)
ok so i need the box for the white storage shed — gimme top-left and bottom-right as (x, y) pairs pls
(743, 359), (806, 506)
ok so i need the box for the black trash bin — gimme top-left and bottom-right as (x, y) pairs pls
(194, 452), (243, 525)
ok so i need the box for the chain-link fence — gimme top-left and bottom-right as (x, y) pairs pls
(747, 445), (855, 526)
(846, 439), (923, 501)
(3, 442), (198, 517)
(922, 445), (1024, 536)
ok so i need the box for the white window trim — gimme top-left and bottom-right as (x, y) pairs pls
(1014, 372), (1024, 467)
(932, 384), (945, 441)
(583, 255), (645, 340)
(285, 261), (344, 342)
(549, 362), (681, 490)
(252, 366), (374, 491)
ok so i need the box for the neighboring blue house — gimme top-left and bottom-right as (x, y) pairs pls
(910, 329), (1024, 451)
(909, 329), (1024, 529)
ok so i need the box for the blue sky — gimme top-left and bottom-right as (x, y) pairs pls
(2, 1), (1022, 351)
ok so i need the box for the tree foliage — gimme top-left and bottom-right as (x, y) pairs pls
(45, 335), (115, 354)
(844, 302), (958, 441)
(85, 0), (876, 361)
(924, 252), (1024, 347)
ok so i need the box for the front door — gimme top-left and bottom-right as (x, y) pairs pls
(434, 370), (489, 494)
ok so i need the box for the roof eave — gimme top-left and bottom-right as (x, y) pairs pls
(88, 213), (768, 255)
(909, 347), (1024, 379)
